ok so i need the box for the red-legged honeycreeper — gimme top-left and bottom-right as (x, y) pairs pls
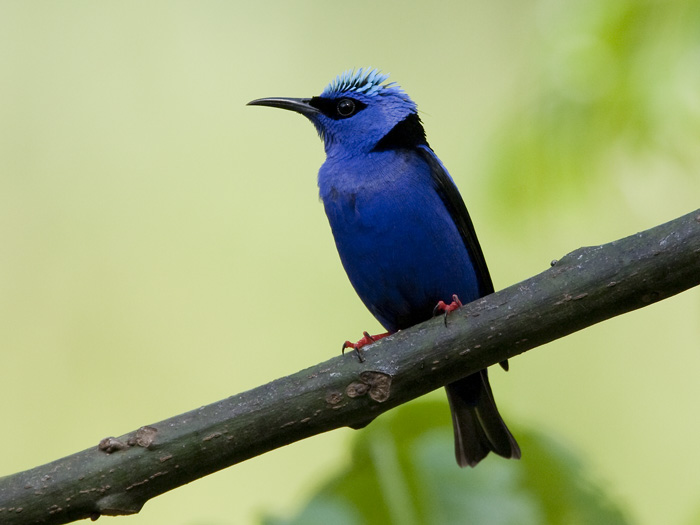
(248, 68), (520, 467)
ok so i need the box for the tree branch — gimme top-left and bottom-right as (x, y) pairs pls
(2, 209), (699, 525)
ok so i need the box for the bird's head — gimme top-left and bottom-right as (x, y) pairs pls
(248, 68), (424, 156)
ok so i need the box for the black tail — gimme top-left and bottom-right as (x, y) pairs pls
(445, 370), (521, 468)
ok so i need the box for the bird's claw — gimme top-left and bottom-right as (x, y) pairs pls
(342, 331), (390, 363)
(433, 294), (463, 326)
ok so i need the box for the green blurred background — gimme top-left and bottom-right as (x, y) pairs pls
(1, 1), (699, 524)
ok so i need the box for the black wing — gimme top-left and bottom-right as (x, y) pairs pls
(416, 145), (495, 296)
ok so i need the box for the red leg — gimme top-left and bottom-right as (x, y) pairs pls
(433, 294), (463, 325)
(342, 331), (390, 362)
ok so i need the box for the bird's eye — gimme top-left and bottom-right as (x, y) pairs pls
(336, 99), (356, 117)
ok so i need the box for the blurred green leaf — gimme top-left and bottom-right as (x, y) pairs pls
(262, 401), (630, 525)
(487, 0), (700, 210)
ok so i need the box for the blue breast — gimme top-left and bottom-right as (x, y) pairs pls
(318, 149), (481, 332)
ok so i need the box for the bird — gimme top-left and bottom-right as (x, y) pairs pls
(248, 67), (520, 467)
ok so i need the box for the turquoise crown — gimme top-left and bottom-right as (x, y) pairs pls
(321, 67), (405, 98)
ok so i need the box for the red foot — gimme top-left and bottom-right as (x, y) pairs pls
(342, 331), (390, 362)
(433, 294), (463, 325)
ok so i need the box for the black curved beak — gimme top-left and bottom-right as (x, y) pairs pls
(247, 97), (319, 115)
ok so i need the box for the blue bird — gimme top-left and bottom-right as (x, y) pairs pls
(249, 68), (520, 467)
